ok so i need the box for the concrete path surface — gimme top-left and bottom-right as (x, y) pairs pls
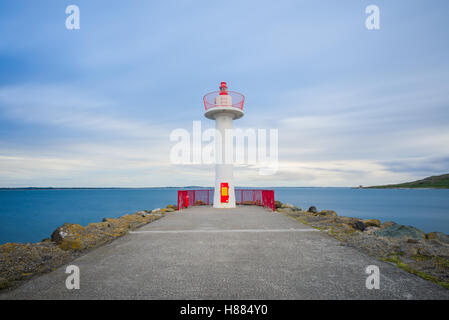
(1, 206), (448, 300)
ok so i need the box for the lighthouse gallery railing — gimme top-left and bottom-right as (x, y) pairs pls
(177, 189), (275, 211)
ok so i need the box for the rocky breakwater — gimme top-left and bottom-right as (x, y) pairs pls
(0, 205), (177, 291)
(275, 201), (449, 289)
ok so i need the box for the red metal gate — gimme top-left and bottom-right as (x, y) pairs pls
(177, 189), (275, 211)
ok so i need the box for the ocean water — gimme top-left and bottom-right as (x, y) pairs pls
(0, 187), (448, 244)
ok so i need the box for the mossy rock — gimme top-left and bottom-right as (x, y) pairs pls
(0, 277), (11, 290)
(274, 201), (283, 209)
(59, 239), (85, 251)
(426, 232), (449, 244)
(362, 219), (381, 228)
(375, 224), (425, 240)
(381, 221), (397, 229)
(276, 207), (293, 213)
(317, 210), (337, 218)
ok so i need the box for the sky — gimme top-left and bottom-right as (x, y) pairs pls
(0, 0), (449, 187)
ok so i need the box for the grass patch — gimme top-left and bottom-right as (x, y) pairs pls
(433, 256), (449, 268)
(382, 254), (449, 290)
(411, 254), (431, 262)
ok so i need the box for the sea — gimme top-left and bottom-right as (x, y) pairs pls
(1, 187), (448, 244)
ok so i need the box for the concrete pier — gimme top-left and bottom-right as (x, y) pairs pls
(1, 206), (448, 299)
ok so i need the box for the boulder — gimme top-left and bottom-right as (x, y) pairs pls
(165, 208), (175, 212)
(349, 220), (366, 231)
(151, 208), (161, 213)
(426, 232), (449, 244)
(274, 201), (283, 209)
(375, 224), (425, 240)
(364, 226), (380, 235)
(279, 203), (302, 211)
(276, 207), (293, 213)
(362, 219), (381, 228)
(166, 204), (176, 209)
(381, 221), (396, 229)
(51, 213), (161, 251)
(317, 210), (338, 218)
(308, 206), (318, 214)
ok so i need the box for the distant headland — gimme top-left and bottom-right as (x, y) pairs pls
(364, 173), (449, 189)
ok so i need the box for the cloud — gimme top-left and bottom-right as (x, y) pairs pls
(0, 84), (169, 140)
(1, 1), (449, 187)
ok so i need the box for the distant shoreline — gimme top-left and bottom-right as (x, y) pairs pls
(359, 187), (448, 190)
(362, 173), (449, 189)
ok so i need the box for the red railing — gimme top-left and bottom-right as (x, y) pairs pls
(203, 91), (245, 111)
(177, 189), (275, 211)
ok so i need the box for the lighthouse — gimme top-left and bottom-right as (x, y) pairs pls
(204, 82), (245, 208)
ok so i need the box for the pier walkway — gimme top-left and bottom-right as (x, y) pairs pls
(1, 206), (448, 299)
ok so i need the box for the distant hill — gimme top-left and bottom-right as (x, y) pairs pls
(366, 174), (449, 189)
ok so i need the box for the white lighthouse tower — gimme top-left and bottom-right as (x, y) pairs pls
(204, 82), (245, 208)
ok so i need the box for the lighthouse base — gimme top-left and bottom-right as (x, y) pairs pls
(213, 182), (236, 209)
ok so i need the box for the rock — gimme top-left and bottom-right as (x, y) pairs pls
(349, 220), (366, 231)
(151, 208), (161, 213)
(407, 239), (419, 244)
(364, 226), (380, 235)
(426, 232), (449, 244)
(242, 200), (255, 205)
(308, 206), (318, 214)
(165, 208), (175, 212)
(50, 223), (70, 244)
(404, 245), (419, 257)
(362, 219), (381, 228)
(317, 210), (338, 218)
(0, 242), (72, 289)
(50, 213), (163, 251)
(375, 224), (425, 240)
(276, 207), (293, 213)
(337, 216), (358, 223)
(381, 221), (396, 229)
(274, 201), (283, 209)
(0, 277), (10, 290)
(279, 203), (302, 211)
(166, 204), (176, 209)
